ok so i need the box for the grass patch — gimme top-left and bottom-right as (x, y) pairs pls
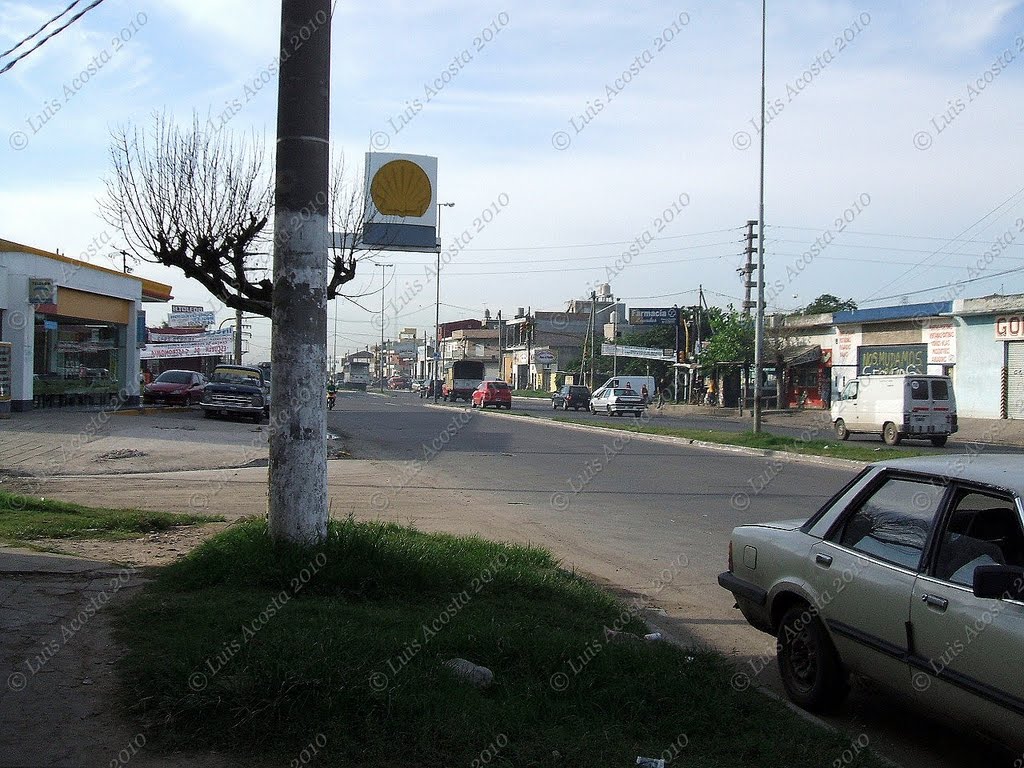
(551, 417), (928, 462)
(114, 518), (886, 767)
(0, 491), (219, 545)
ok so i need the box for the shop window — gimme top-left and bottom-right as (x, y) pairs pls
(33, 315), (124, 405)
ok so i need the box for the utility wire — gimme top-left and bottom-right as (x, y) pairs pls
(0, 0), (82, 59)
(859, 184), (1024, 303)
(0, 0), (108, 75)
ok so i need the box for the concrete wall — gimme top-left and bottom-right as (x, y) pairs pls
(954, 315), (1005, 418)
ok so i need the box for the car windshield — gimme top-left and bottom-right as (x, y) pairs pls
(155, 371), (192, 384)
(210, 368), (261, 385)
(492, 382), (509, 390)
(612, 388), (634, 396)
(569, 387), (589, 394)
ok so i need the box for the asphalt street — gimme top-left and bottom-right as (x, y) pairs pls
(330, 389), (1017, 768)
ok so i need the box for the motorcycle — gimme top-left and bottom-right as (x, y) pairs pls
(327, 390), (336, 410)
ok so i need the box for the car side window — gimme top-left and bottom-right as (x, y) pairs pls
(832, 476), (946, 570)
(841, 382), (858, 401)
(932, 490), (1024, 587)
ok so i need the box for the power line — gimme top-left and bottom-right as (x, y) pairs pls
(452, 227), (743, 253)
(0, 0), (83, 59)
(862, 263), (1024, 305)
(0, 0), (108, 75)
(859, 184), (1024, 303)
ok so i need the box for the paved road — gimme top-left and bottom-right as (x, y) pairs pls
(331, 390), (1016, 768)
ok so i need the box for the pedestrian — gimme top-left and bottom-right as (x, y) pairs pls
(641, 384), (649, 404)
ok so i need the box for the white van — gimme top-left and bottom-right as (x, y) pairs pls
(830, 374), (957, 447)
(592, 376), (657, 403)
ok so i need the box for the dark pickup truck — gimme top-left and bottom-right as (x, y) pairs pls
(200, 364), (270, 422)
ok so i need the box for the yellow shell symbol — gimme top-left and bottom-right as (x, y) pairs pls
(370, 159), (432, 217)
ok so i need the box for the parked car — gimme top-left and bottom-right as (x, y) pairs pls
(142, 370), (207, 406)
(589, 387), (645, 416)
(832, 374), (957, 446)
(472, 380), (512, 409)
(718, 455), (1024, 750)
(552, 384), (591, 411)
(200, 364), (270, 422)
(412, 379), (427, 393)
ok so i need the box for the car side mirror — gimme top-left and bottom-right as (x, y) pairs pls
(972, 564), (1024, 600)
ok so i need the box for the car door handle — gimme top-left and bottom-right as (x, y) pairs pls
(815, 553), (833, 567)
(921, 594), (948, 612)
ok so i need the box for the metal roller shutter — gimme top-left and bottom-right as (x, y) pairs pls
(1007, 342), (1024, 419)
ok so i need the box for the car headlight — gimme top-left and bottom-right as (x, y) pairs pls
(251, 395), (263, 407)
(201, 391), (211, 403)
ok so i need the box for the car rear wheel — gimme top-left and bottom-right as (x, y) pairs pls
(834, 419), (849, 441)
(776, 604), (848, 712)
(882, 421), (901, 446)
(930, 435), (948, 447)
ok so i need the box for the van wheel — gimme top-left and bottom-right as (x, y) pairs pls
(834, 419), (849, 441)
(930, 435), (948, 447)
(883, 422), (901, 446)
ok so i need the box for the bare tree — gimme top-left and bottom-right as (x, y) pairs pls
(101, 112), (361, 318)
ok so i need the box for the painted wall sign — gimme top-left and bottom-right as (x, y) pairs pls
(995, 315), (1024, 340)
(858, 344), (928, 375)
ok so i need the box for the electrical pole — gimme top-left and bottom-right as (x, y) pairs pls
(589, 290), (597, 391)
(268, 0), (331, 545)
(376, 263), (392, 392)
(673, 305), (680, 403)
(753, 0), (767, 433)
(234, 307), (243, 364)
(740, 220), (758, 417)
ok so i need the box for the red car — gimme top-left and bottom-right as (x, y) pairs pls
(471, 380), (512, 409)
(143, 370), (208, 405)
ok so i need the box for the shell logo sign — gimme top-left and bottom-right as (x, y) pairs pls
(363, 152), (438, 251)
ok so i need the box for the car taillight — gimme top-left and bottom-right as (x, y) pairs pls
(727, 541), (733, 572)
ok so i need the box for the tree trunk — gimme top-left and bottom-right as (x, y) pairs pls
(268, 0), (331, 545)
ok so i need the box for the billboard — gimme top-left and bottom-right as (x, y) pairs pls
(601, 343), (675, 362)
(629, 307), (678, 326)
(362, 152), (439, 251)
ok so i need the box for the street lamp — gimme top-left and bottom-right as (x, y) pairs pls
(373, 262), (393, 391)
(434, 201), (455, 402)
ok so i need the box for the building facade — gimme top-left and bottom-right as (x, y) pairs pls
(0, 239), (172, 411)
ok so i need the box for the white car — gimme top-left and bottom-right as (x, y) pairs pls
(719, 455), (1024, 750)
(589, 387), (645, 417)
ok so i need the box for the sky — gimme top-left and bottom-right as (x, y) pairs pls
(3, 0), (1024, 362)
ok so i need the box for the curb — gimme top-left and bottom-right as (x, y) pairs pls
(422, 402), (864, 471)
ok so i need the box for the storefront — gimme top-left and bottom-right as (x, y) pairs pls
(0, 239), (172, 411)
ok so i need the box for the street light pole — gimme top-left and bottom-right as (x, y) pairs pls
(375, 262), (393, 392)
(435, 201), (454, 402)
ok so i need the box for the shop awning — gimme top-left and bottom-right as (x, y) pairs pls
(782, 344), (822, 367)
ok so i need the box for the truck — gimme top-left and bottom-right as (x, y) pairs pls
(831, 374), (957, 446)
(343, 361), (370, 391)
(443, 360), (485, 402)
(200, 364), (270, 422)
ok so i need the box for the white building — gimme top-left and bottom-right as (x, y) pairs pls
(0, 239), (172, 412)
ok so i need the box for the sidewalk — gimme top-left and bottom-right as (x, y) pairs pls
(657, 403), (1024, 448)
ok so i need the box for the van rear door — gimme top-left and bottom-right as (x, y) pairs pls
(905, 378), (953, 436)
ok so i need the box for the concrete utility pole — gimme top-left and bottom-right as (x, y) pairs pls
(268, 0), (331, 545)
(589, 290), (597, 391)
(753, 0), (767, 433)
(234, 308), (243, 364)
(376, 263), (392, 391)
